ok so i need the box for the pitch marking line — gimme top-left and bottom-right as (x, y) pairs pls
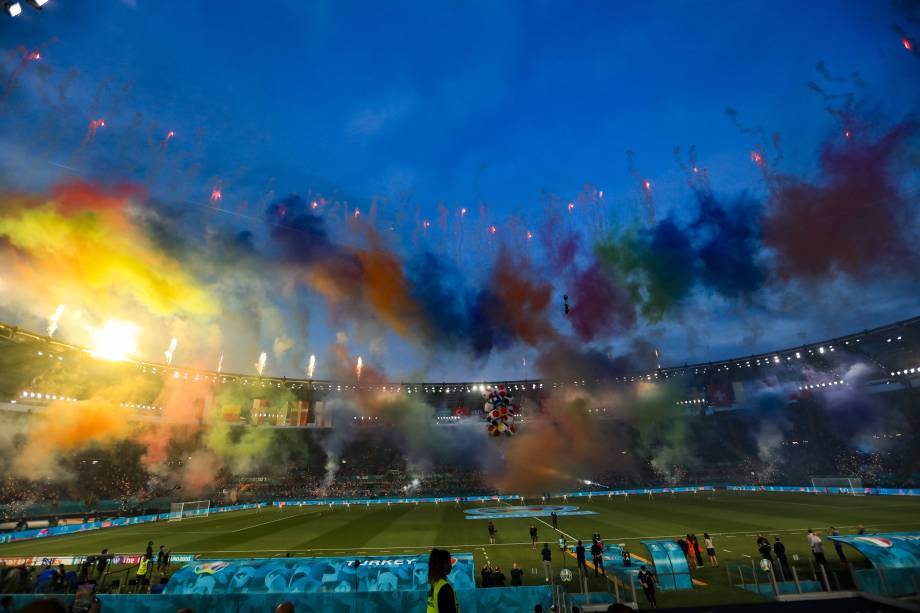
(232, 510), (323, 532)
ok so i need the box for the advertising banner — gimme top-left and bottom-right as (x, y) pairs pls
(163, 553), (477, 594)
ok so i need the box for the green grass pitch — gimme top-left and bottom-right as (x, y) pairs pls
(3, 491), (919, 608)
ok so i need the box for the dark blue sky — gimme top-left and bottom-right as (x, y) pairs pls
(1, 1), (918, 379)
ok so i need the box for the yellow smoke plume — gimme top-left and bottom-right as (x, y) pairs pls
(0, 183), (218, 321)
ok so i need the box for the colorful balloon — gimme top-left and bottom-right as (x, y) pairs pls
(483, 385), (519, 436)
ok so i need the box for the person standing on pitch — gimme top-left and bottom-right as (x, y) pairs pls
(704, 533), (718, 567)
(426, 548), (458, 613)
(551, 511), (558, 530)
(690, 534), (704, 568)
(530, 524), (538, 548)
(488, 521), (497, 545)
(575, 540), (587, 577)
(541, 543), (552, 583)
(510, 562), (523, 586)
(591, 539), (605, 576)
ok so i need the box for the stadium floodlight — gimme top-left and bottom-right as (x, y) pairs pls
(4, 2), (22, 16)
(25, 0), (48, 8)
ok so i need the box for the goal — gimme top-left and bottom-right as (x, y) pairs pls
(810, 477), (865, 495)
(168, 500), (211, 521)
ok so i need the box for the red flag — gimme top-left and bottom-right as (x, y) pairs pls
(706, 383), (734, 407)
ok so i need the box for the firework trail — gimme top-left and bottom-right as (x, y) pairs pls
(46, 304), (65, 337)
(307, 354), (316, 379)
(893, 24), (920, 60)
(807, 61), (866, 138)
(724, 106), (782, 172)
(255, 351), (267, 376)
(455, 206), (468, 262)
(626, 150), (656, 225)
(160, 129), (175, 149)
(210, 181), (222, 203)
(356, 356), (363, 382)
(1, 44), (48, 104)
(673, 145), (710, 191)
(164, 338), (177, 366)
(84, 118), (106, 141)
(217, 354), (223, 373)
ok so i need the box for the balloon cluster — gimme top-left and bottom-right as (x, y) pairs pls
(483, 385), (519, 436)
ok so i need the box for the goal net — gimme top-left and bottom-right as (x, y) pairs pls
(810, 477), (864, 495)
(168, 500), (211, 521)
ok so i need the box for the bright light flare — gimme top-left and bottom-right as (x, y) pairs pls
(750, 150), (765, 167)
(26, 50), (40, 61)
(356, 356), (363, 381)
(460, 207), (467, 216)
(217, 354), (223, 373)
(89, 320), (139, 362)
(307, 354), (316, 379)
(567, 202), (574, 213)
(210, 186), (222, 202)
(353, 208), (360, 219)
(526, 230), (533, 240)
(642, 180), (652, 192)
(164, 337), (177, 366)
(47, 304), (65, 337)
(5, 3), (22, 17)
(255, 351), (267, 376)
(903, 37), (913, 51)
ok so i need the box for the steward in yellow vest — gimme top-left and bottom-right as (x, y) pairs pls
(426, 548), (459, 613)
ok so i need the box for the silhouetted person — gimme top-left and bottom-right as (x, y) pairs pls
(575, 540), (587, 576)
(637, 565), (657, 608)
(510, 562), (523, 586)
(774, 537), (790, 576)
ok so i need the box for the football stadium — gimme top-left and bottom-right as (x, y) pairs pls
(2, 2), (920, 612)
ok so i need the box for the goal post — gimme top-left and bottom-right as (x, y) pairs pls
(810, 477), (864, 495)
(168, 500), (211, 521)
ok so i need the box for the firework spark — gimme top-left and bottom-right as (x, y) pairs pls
(47, 304), (65, 337)
(87, 118), (105, 139)
(255, 351), (267, 376)
(210, 184), (222, 202)
(307, 354), (316, 379)
(164, 338), (177, 366)
(217, 354), (223, 373)
(356, 356), (363, 381)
